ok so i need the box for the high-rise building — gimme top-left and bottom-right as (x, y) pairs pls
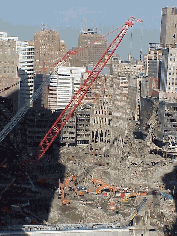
(34, 30), (67, 109)
(48, 74), (74, 112)
(160, 7), (177, 47)
(146, 43), (162, 97)
(34, 29), (61, 72)
(78, 28), (107, 66)
(47, 66), (86, 112)
(60, 40), (67, 53)
(17, 41), (35, 108)
(0, 32), (19, 112)
(147, 43), (162, 77)
(161, 47), (177, 92)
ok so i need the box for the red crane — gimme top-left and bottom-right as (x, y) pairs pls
(0, 16), (142, 202)
(1, 17), (143, 166)
(34, 16), (142, 162)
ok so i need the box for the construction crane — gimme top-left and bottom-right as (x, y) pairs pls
(0, 24), (125, 144)
(33, 16), (143, 163)
(0, 16), (142, 200)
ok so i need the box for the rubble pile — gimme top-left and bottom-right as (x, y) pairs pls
(47, 74), (177, 234)
(0, 75), (177, 235)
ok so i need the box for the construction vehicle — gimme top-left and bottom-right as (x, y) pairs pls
(92, 177), (105, 186)
(95, 183), (111, 195)
(92, 177), (114, 195)
(64, 175), (90, 196)
(119, 192), (138, 202)
(64, 174), (77, 191)
(29, 16), (143, 164)
(109, 186), (117, 194)
(58, 181), (69, 205)
(109, 192), (116, 210)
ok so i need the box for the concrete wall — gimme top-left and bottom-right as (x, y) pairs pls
(3, 228), (129, 236)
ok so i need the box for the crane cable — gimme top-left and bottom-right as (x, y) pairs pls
(140, 23), (143, 61)
(129, 27), (133, 60)
(0, 25), (124, 143)
(0, 24), (124, 95)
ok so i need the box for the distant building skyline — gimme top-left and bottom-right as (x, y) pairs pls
(0, 20), (160, 61)
(160, 7), (177, 47)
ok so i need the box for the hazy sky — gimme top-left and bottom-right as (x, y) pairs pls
(0, 0), (177, 60)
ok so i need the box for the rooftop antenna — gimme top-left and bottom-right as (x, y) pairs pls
(81, 20), (84, 33)
(140, 23), (143, 61)
(129, 28), (133, 61)
(41, 23), (46, 31)
(92, 19), (97, 33)
(83, 18), (87, 32)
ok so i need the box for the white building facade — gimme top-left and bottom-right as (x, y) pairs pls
(161, 47), (177, 93)
(47, 66), (86, 112)
(17, 41), (35, 108)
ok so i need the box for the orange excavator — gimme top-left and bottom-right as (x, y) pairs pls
(92, 177), (112, 195)
(109, 192), (116, 210)
(92, 177), (105, 186)
(65, 174), (90, 195)
(95, 183), (111, 195)
(64, 174), (77, 191)
(119, 192), (138, 202)
(110, 186), (117, 194)
(58, 180), (69, 205)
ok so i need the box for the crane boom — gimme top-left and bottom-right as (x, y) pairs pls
(0, 24), (125, 143)
(35, 16), (143, 162)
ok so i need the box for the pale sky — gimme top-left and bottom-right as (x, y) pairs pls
(0, 0), (177, 60)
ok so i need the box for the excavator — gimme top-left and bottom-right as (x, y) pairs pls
(64, 174), (77, 191)
(119, 193), (138, 202)
(92, 177), (105, 186)
(109, 192), (116, 210)
(95, 183), (111, 195)
(58, 180), (69, 205)
(92, 177), (118, 195)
